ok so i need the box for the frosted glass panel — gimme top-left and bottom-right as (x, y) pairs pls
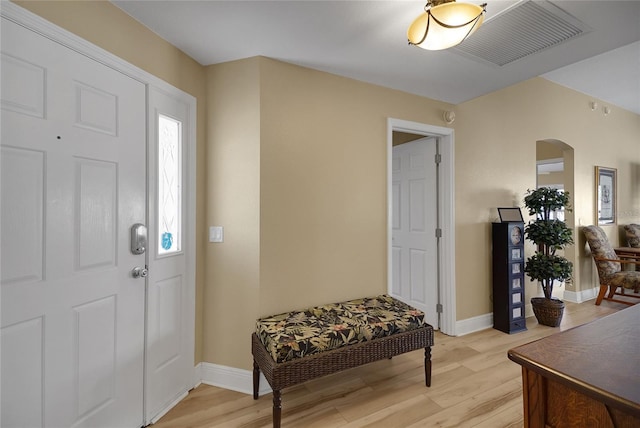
(158, 115), (182, 255)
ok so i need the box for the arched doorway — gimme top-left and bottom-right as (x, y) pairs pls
(536, 139), (579, 300)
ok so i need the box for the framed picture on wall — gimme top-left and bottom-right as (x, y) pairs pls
(595, 166), (616, 225)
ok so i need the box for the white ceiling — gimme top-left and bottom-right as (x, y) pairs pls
(112, 0), (640, 114)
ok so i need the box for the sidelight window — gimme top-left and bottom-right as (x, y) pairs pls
(157, 114), (182, 255)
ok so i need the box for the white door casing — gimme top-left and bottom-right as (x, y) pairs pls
(1, 17), (146, 428)
(391, 138), (438, 328)
(387, 118), (456, 335)
(145, 87), (196, 423)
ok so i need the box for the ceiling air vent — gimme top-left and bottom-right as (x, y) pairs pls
(452, 0), (591, 66)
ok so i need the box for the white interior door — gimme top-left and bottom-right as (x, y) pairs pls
(145, 87), (195, 423)
(391, 138), (438, 327)
(1, 17), (146, 428)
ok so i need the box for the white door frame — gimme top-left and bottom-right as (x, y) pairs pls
(387, 118), (456, 335)
(2, 2), (197, 423)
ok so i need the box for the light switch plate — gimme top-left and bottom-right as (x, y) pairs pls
(209, 226), (224, 243)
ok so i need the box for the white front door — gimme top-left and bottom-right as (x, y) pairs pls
(1, 17), (146, 428)
(145, 87), (195, 423)
(391, 138), (438, 327)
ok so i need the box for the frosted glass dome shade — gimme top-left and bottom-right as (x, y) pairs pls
(408, 2), (486, 50)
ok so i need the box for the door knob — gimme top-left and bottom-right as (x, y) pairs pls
(131, 267), (148, 278)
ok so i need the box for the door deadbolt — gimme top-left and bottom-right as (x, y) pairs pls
(130, 223), (147, 255)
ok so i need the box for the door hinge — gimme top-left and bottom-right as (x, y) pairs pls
(435, 153), (442, 164)
(436, 303), (443, 313)
(435, 228), (442, 238)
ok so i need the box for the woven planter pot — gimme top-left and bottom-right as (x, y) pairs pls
(531, 297), (565, 327)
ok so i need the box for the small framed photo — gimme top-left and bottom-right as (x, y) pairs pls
(512, 293), (522, 304)
(511, 248), (522, 260)
(512, 278), (521, 289)
(595, 166), (616, 225)
(512, 263), (521, 274)
(512, 307), (522, 319)
(498, 207), (524, 223)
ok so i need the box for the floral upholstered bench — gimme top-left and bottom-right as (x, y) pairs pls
(251, 295), (434, 427)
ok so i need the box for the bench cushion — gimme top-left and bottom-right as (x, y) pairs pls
(255, 295), (426, 363)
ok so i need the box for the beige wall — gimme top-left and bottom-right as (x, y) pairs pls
(15, 1), (640, 373)
(455, 78), (640, 317)
(393, 131), (424, 146)
(537, 141), (563, 160)
(15, 0), (209, 363)
(537, 172), (564, 187)
(258, 58), (455, 315)
(204, 58), (261, 367)
(206, 57), (454, 368)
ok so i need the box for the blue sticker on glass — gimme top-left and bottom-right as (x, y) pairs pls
(161, 232), (173, 250)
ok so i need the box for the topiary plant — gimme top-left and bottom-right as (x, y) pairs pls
(523, 187), (573, 301)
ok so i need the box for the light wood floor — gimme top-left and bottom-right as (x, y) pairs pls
(152, 301), (628, 428)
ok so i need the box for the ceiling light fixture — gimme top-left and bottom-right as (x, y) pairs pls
(408, 0), (487, 51)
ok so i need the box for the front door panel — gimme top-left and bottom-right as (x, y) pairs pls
(1, 18), (146, 428)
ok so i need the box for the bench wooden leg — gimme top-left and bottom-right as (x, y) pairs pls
(253, 360), (260, 399)
(273, 389), (282, 428)
(424, 347), (432, 387)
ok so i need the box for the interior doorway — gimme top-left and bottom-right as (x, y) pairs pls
(387, 119), (456, 335)
(391, 136), (438, 327)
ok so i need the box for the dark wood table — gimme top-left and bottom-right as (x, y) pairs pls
(615, 247), (640, 272)
(508, 305), (640, 427)
(615, 246), (640, 260)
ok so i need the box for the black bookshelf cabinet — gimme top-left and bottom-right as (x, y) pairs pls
(492, 222), (527, 334)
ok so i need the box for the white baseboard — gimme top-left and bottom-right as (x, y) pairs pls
(452, 289), (598, 337)
(455, 312), (493, 336)
(454, 303), (538, 336)
(563, 287), (598, 303)
(199, 362), (270, 396)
